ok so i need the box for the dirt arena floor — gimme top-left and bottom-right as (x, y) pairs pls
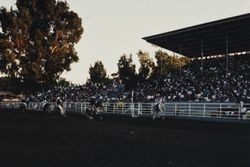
(0, 110), (250, 167)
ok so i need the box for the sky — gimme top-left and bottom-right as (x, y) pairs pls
(1, 0), (250, 84)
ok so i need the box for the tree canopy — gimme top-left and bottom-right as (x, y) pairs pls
(117, 54), (137, 90)
(88, 60), (107, 84)
(0, 0), (83, 90)
(153, 50), (189, 77)
(137, 50), (154, 84)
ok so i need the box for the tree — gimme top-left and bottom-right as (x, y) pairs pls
(117, 54), (137, 90)
(154, 50), (172, 76)
(89, 60), (107, 84)
(171, 55), (190, 69)
(57, 77), (70, 87)
(0, 0), (83, 90)
(137, 50), (154, 84)
(150, 50), (190, 83)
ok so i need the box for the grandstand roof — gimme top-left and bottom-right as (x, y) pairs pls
(143, 13), (250, 58)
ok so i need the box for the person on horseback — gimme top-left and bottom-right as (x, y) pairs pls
(95, 99), (104, 120)
(85, 98), (97, 120)
(152, 98), (164, 119)
(42, 100), (51, 113)
(55, 97), (66, 116)
(19, 98), (28, 112)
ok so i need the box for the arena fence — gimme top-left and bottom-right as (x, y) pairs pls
(0, 101), (250, 120)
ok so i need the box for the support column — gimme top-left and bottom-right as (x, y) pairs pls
(179, 44), (182, 54)
(200, 40), (204, 70)
(225, 36), (229, 71)
(179, 44), (182, 75)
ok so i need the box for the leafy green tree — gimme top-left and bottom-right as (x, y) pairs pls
(137, 50), (154, 84)
(89, 60), (107, 84)
(172, 55), (190, 69)
(150, 50), (190, 82)
(117, 54), (137, 90)
(0, 0), (83, 90)
(154, 50), (172, 76)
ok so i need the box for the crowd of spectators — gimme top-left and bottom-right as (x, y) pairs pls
(29, 54), (250, 103)
(134, 54), (250, 103)
(28, 79), (128, 102)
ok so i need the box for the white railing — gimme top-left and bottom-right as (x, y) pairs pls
(1, 101), (250, 120)
(0, 101), (23, 110)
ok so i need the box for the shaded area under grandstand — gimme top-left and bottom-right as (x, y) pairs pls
(1, 109), (250, 167)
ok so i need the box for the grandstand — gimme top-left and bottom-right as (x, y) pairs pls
(143, 13), (250, 103)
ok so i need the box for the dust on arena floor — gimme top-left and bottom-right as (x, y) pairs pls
(0, 109), (250, 167)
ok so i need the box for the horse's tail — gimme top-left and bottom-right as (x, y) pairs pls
(54, 105), (66, 116)
(58, 105), (65, 116)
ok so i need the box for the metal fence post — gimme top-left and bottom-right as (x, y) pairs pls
(150, 103), (154, 116)
(138, 103), (142, 116)
(219, 104), (222, 118)
(80, 103), (83, 114)
(238, 104), (241, 120)
(112, 103), (115, 113)
(105, 102), (108, 113)
(131, 103), (135, 117)
(174, 103), (177, 116)
(121, 103), (124, 114)
(203, 104), (206, 118)
(84, 103), (87, 113)
(189, 104), (191, 117)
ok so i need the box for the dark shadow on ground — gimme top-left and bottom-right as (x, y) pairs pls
(0, 109), (250, 167)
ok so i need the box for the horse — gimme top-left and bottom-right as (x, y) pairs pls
(19, 102), (27, 112)
(54, 105), (66, 116)
(152, 98), (164, 119)
(95, 100), (104, 120)
(41, 98), (65, 116)
(54, 97), (66, 116)
(84, 98), (103, 120)
(42, 101), (51, 113)
(85, 104), (96, 120)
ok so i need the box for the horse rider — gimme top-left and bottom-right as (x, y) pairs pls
(152, 98), (164, 119)
(42, 100), (51, 113)
(85, 98), (97, 120)
(55, 97), (66, 116)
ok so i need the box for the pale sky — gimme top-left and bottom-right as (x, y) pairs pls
(2, 0), (250, 84)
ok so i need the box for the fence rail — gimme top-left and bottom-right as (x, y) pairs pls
(0, 101), (250, 120)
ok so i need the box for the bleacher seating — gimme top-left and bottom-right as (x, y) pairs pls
(29, 54), (250, 103)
